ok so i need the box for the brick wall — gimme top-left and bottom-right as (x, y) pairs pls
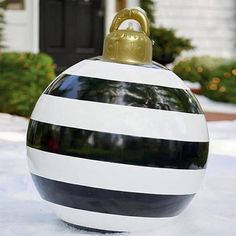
(155, 0), (236, 58)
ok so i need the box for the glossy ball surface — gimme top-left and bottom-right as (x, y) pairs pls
(27, 58), (209, 232)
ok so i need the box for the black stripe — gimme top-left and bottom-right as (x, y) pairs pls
(44, 74), (203, 114)
(27, 120), (208, 169)
(32, 174), (195, 218)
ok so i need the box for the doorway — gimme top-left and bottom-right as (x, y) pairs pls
(39, 0), (105, 72)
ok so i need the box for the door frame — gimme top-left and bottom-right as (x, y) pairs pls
(39, 0), (106, 72)
(29, 0), (139, 53)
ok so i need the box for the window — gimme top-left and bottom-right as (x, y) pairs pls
(6, 0), (24, 10)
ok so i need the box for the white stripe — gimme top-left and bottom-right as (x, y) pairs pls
(63, 59), (189, 90)
(27, 147), (205, 195)
(31, 94), (209, 142)
(49, 202), (177, 232)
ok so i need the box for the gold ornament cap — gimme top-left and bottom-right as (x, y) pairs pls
(102, 8), (152, 65)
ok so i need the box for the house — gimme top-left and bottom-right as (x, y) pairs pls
(3, 0), (137, 71)
(3, 0), (236, 71)
(156, 0), (236, 58)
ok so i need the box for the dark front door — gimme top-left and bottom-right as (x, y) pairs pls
(40, 0), (104, 72)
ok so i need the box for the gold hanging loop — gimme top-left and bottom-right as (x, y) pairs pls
(102, 8), (152, 65)
(109, 8), (150, 36)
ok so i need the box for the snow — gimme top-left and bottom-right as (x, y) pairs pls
(183, 80), (236, 114)
(0, 112), (236, 236)
(184, 80), (201, 90)
(196, 95), (236, 114)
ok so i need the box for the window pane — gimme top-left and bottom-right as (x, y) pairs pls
(6, 0), (24, 10)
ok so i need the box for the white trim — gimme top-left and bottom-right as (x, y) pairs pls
(105, 0), (116, 34)
(31, 0), (39, 53)
(27, 147), (205, 195)
(50, 203), (177, 232)
(4, 0), (39, 52)
(31, 94), (209, 142)
(63, 59), (190, 89)
(127, 0), (140, 8)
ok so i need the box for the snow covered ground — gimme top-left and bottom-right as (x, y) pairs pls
(0, 112), (236, 236)
(196, 95), (236, 114)
(185, 80), (236, 114)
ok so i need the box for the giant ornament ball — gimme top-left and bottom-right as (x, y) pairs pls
(26, 8), (209, 233)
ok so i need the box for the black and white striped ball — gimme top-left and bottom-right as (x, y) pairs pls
(27, 58), (209, 232)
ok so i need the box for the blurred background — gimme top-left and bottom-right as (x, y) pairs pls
(0, 1), (236, 235)
(0, 0), (236, 119)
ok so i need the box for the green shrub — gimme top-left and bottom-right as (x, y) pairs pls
(0, 52), (55, 117)
(173, 56), (236, 104)
(173, 56), (225, 85)
(202, 61), (236, 103)
(151, 27), (194, 65)
(140, 0), (194, 65)
(140, 0), (155, 24)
